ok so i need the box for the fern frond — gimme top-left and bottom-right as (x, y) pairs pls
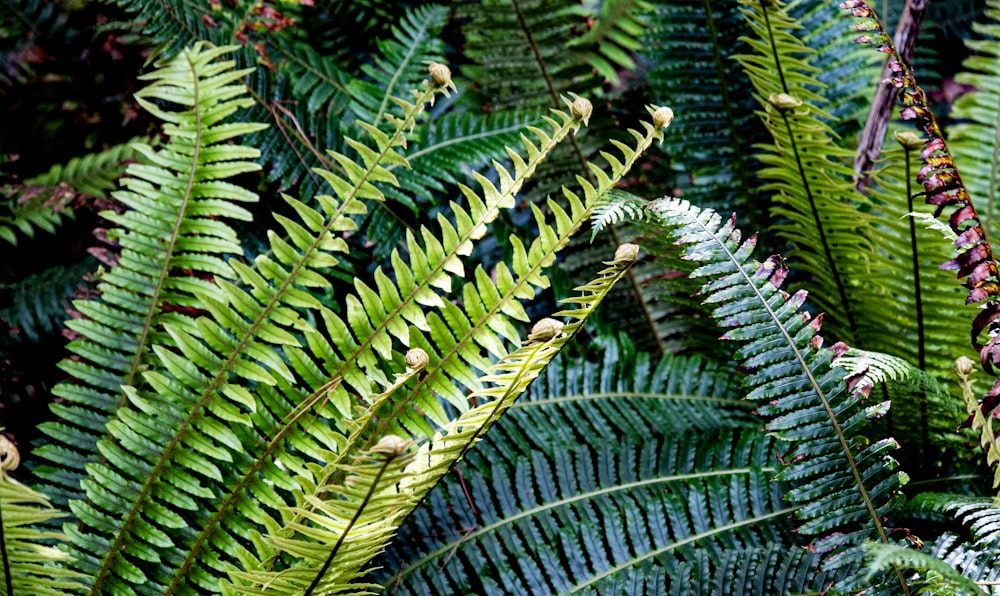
(846, 0), (1000, 442)
(228, 246), (637, 595)
(347, 5), (448, 127)
(632, 196), (907, 589)
(735, 0), (880, 343)
(0, 258), (96, 343)
(0, 436), (85, 595)
(955, 357), (1000, 490)
(376, 343), (811, 594)
(642, 0), (768, 227)
(564, 0), (648, 85)
(0, 140), (146, 245)
(863, 542), (985, 596)
(459, 0), (599, 111)
(26, 42), (267, 589)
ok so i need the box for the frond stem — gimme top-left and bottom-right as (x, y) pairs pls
(779, 111), (858, 339)
(564, 508), (797, 594)
(905, 147), (929, 469)
(393, 467), (776, 582)
(512, 0), (560, 108)
(302, 451), (399, 596)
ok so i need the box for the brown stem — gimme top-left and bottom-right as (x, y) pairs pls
(855, 0), (928, 192)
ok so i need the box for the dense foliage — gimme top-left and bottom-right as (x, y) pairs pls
(3, 0), (1000, 593)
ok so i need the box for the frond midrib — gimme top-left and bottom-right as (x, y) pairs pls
(90, 81), (440, 596)
(392, 466), (779, 583)
(676, 203), (890, 546)
(87, 49), (206, 594)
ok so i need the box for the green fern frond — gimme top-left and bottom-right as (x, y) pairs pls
(734, 0), (878, 343)
(0, 140), (146, 245)
(0, 435), (85, 595)
(642, 0), (768, 227)
(376, 343), (810, 594)
(564, 0), (648, 85)
(347, 5), (448, 127)
(459, 0), (599, 111)
(0, 258), (97, 343)
(632, 196), (907, 589)
(26, 41), (266, 584)
(228, 245), (637, 595)
(863, 542), (985, 596)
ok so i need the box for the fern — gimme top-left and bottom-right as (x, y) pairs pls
(0, 435), (84, 595)
(642, 0), (769, 228)
(0, 258), (97, 343)
(29, 37), (266, 527)
(0, 139), (146, 246)
(607, 194), (908, 589)
(863, 542), (987, 595)
(228, 247), (638, 595)
(734, 0), (881, 343)
(376, 348), (812, 594)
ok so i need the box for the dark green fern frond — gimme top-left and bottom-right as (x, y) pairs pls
(31, 41), (265, 512)
(634, 196), (907, 590)
(565, 0), (648, 86)
(459, 0), (602, 111)
(863, 542), (986, 595)
(0, 257), (97, 343)
(0, 140), (146, 245)
(641, 0), (768, 228)
(375, 343), (810, 594)
(347, 5), (448, 127)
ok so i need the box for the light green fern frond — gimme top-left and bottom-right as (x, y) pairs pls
(0, 436), (84, 595)
(32, 42), (265, 510)
(734, 0), (878, 343)
(226, 244), (638, 595)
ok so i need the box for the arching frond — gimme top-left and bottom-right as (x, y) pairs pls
(226, 246), (638, 595)
(0, 436), (84, 595)
(0, 140), (146, 245)
(31, 43), (264, 510)
(631, 196), (908, 590)
(375, 346), (806, 595)
(0, 257), (96, 343)
(734, 0), (879, 343)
